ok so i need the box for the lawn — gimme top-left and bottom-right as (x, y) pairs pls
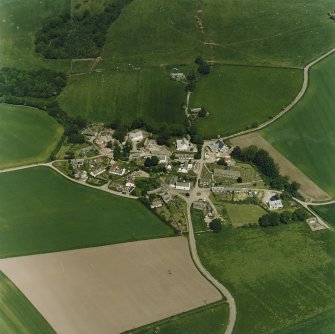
(58, 68), (187, 128)
(103, 0), (335, 67)
(195, 223), (335, 333)
(190, 65), (302, 138)
(191, 208), (207, 233)
(310, 204), (335, 229)
(129, 301), (228, 334)
(0, 167), (174, 258)
(224, 203), (266, 227)
(0, 104), (63, 169)
(0, 271), (55, 333)
(261, 52), (335, 198)
(0, 0), (70, 70)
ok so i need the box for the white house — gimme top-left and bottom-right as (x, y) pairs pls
(126, 176), (135, 188)
(268, 199), (284, 210)
(178, 161), (193, 173)
(90, 167), (106, 178)
(170, 73), (185, 81)
(175, 182), (191, 191)
(128, 130), (144, 142)
(176, 138), (198, 152)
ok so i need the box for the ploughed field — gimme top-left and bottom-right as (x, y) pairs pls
(0, 104), (63, 169)
(0, 167), (174, 258)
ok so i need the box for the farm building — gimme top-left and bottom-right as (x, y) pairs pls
(82, 129), (98, 137)
(268, 198), (284, 210)
(214, 169), (240, 179)
(176, 182), (191, 191)
(74, 170), (88, 181)
(128, 130), (144, 142)
(170, 72), (185, 81)
(125, 176), (135, 188)
(211, 186), (252, 194)
(176, 138), (198, 152)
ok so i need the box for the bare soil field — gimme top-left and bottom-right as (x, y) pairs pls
(0, 237), (221, 334)
(231, 133), (330, 201)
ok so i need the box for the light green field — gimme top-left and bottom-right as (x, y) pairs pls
(0, 0), (70, 70)
(0, 104), (63, 169)
(195, 223), (335, 334)
(58, 68), (187, 127)
(103, 0), (335, 67)
(224, 203), (267, 227)
(191, 65), (302, 137)
(0, 167), (174, 258)
(0, 271), (55, 333)
(261, 52), (335, 198)
(129, 302), (228, 334)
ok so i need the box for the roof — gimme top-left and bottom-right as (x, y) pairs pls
(176, 182), (190, 187)
(129, 130), (143, 139)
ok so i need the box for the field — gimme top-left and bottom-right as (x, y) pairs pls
(103, 0), (335, 67)
(58, 68), (187, 127)
(224, 203), (266, 227)
(261, 52), (335, 198)
(0, 104), (63, 169)
(0, 167), (174, 258)
(190, 65), (302, 137)
(0, 237), (221, 334)
(195, 223), (335, 333)
(0, 271), (55, 333)
(231, 133), (330, 201)
(310, 204), (335, 228)
(130, 301), (228, 334)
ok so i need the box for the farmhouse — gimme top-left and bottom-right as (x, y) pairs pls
(176, 182), (191, 191)
(170, 72), (185, 81)
(176, 138), (197, 152)
(208, 140), (228, 153)
(190, 107), (202, 113)
(125, 176), (135, 188)
(128, 130), (144, 142)
(214, 169), (240, 179)
(268, 198), (284, 210)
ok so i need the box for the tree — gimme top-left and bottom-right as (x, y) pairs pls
(292, 208), (308, 222)
(237, 176), (243, 183)
(279, 211), (292, 224)
(209, 219), (222, 233)
(195, 56), (204, 65)
(259, 212), (280, 227)
(106, 140), (113, 149)
(113, 127), (127, 143)
(186, 71), (196, 81)
(68, 133), (85, 144)
(198, 107), (207, 117)
(241, 145), (258, 162)
(259, 214), (270, 227)
(113, 143), (122, 161)
(185, 81), (196, 92)
(190, 134), (204, 145)
(231, 146), (242, 160)
(198, 63), (210, 75)
(217, 158), (227, 166)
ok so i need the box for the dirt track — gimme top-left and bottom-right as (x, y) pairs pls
(231, 133), (330, 201)
(0, 237), (221, 334)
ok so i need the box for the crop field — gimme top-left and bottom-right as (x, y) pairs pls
(195, 223), (335, 334)
(0, 271), (55, 333)
(0, 104), (63, 169)
(0, 0), (70, 70)
(224, 203), (266, 227)
(58, 68), (187, 127)
(131, 301), (228, 334)
(103, 0), (335, 67)
(0, 167), (174, 258)
(261, 53), (335, 198)
(190, 65), (302, 137)
(0, 237), (221, 334)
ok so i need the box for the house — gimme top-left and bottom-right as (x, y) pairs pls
(151, 200), (163, 209)
(175, 182), (191, 191)
(268, 199), (283, 210)
(82, 129), (98, 137)
(161, 192), (172, 203)
(178, 161), (193, 173)
(157, 154), (168, 164)
(109, 164), (126, 176)
(208, 140), (227, 153)
(176, 138), (190, 151)
(70, 159), (84, 168)
(74, 170), (88, 181)
(190, 107), (202, 113)
(128, 130), (144, 142)
(170, 73), (185, 81)
(213, 169), (240, 179)
(129, 152), (143, 160)
(126, 176), (135, 188)
(90, 167), (106, 178)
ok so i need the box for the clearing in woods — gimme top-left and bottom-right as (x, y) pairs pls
(0, 237), (222, 334)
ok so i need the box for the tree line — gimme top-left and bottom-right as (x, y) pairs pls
(35, 0), (133, 59)
(259, 208), (308, 228)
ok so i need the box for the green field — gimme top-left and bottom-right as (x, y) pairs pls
(195, 223), (335, 333)
(129, 302), (228, 334)
(224, 203), (267, 227)
(58, 68), (187, 127)
(191, 208), (207, 233)
(0, 104), (63, 169)
(0, 271), (55, 333)
(191, 65), (302, 137)
(310, 204), (335, 228)
(103, 0), (335, 67)
(261, 53), (335, 198)
(0, 167), (174, 258)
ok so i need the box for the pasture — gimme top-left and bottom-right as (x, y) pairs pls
(310, 204), (335, 228)
(224, 203), (266, 227)
(0, 167), (174, 258)
(0, 237), (221, 334)
(190, 65), (302, 137)
(0, 271), (55, 334)
(0, 104), (63, 169)
(195, 223), (335, 334)
(58, 68), (187, 128)
(261, 52), (335, 198)
(103, 0), (335, 67)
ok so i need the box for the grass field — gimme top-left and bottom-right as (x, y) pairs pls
(310, 204), (335, 229)
(261, 52), (335, 198)
(195, 223), (335, 333)
(103, 0), (335, 67)
(0, 167), (174, 258)
(130, 301), (228, 334)
(58, 68), (187, 127)
(190, 65), (302, 137)
(0, 271), (55, 334)
(224, 203), (266, 227)
(0, 104), (63, 169)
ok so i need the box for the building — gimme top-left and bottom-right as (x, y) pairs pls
(70, 159), (84, 168)
(128, 130), (144, 142)
(90, 167), (106, 178)
(80, 146), (95, 156)
(175, 182), (191, 191)
(126, 176), (135, 188)
(190, 107), (202, 113)
(178, 161), (193, 173)
(211, 186), (251, 194)
(161, 192), (172, 203)
(82, 129), (98, 137)
(175, 153), (194, 160)
(199, 178), (211, 188)
(74, 170), (88, 181)
(208, 140), (227, 153)
(157, 154), (168, 164)
(213, 169), (240, 179)
(170, 73), (185, 81)
(109, 164), (126, 176)
(151, 200), (163, 209)
(268, 199), (284, 210)
(176, 138), (190, 151)
(129, 152), (143, 160)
